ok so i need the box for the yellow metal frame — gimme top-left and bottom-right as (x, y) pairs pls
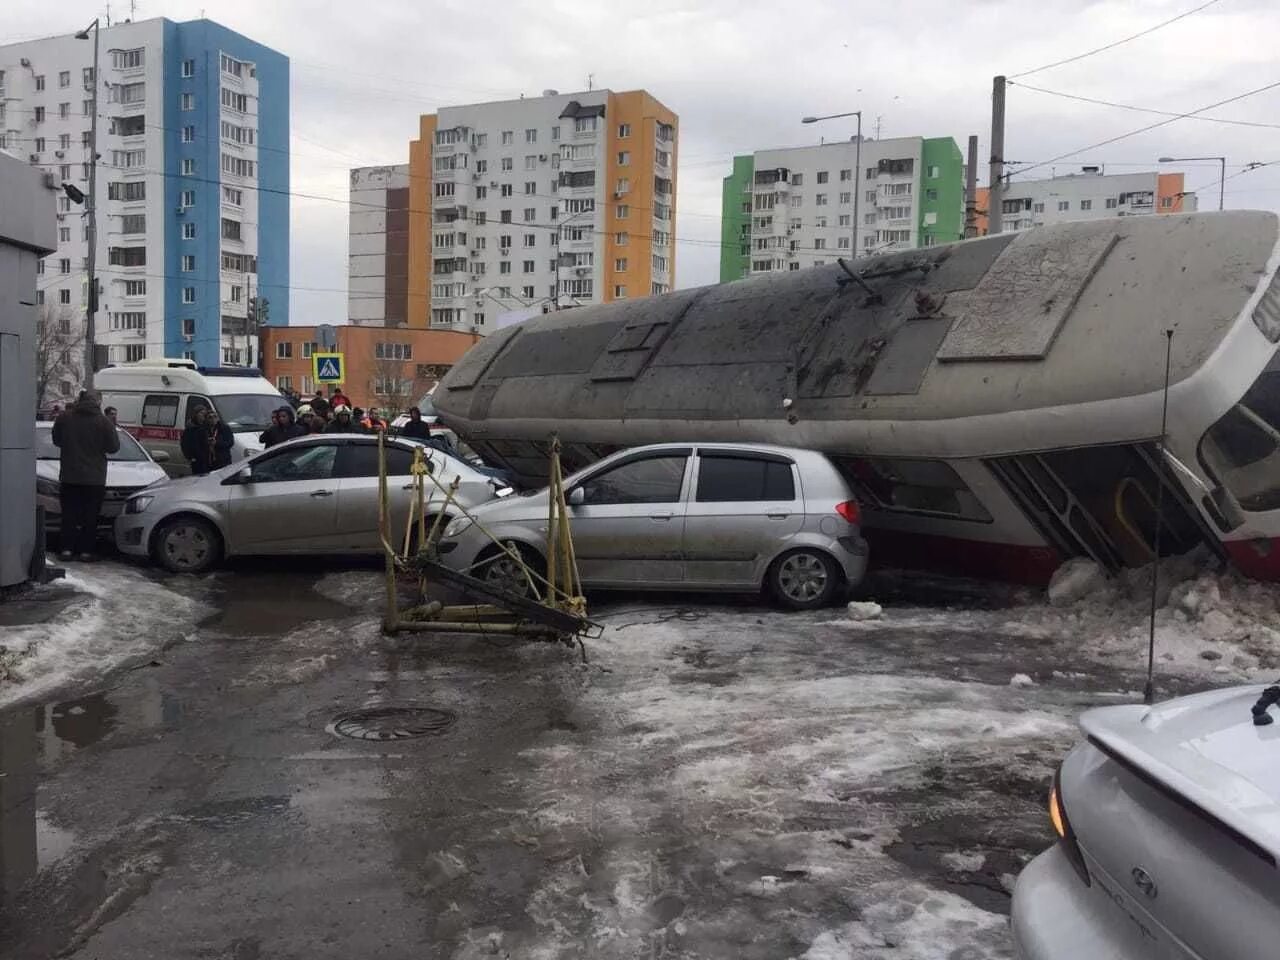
(377, 433), (589, 652)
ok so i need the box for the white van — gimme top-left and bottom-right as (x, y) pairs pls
(96, 359), (285, 476)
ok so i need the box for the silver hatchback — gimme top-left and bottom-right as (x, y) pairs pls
(115, 434), (507, 573)
(437, 443), (869, 609)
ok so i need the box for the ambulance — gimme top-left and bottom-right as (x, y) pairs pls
(95, 359), (285, 476)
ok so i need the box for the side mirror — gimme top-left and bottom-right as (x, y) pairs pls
(236, 465), (253, 484)
(149, 449), (171, 463)
(567, 486), (585, 507)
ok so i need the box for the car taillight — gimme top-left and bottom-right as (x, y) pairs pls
(1050, 768), (1091, 886)
(835, 500), (861, 524)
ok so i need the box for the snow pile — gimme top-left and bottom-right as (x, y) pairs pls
(1009, 673), (1036, 688)
(1047, 557), (1105, 606)
(846, 600), (884, 621)
(0, 563), (212, 707)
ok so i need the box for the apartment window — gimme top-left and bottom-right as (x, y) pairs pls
(615, 232), (628, 245)
(838, 237), (851, 249)
(301, 342), (319, 359)
(815, 216), (828, 228)
(838, 214), (850, 227)
(1160, 197), (1173, 209)
(524, 181), (536, 195)
(574, 116), (597, 133)
(110, 311), (145, 331)
(522, 260), (535, 273)
(181, 158), (196, 175)
(36, 260), (44, 276)
(82, 100), (93, 116)
(1106, 197), (1119, 209)
(815, 194), (828, 206)
(59, 164), (70, 180)
(276, 342), (293, 359)
(615, 204), (629, 218)
(36, 291), (44, 305)
(220, 54), (245, 77)
(57, 196), (70, 213)
(181, 125), (195, 143)
(611, 283), (627, 299)
(113, 48), (144, 70)
(525, 155), (537, 170)
(35, 75), (45, 91)
(928, 165), (940, 178)
(275, 375), (293, 392)
(840, 169), (852, 181)
(181, 189), (196, 207)
(839, 191), (851, 204)
(616, 177), (630, 195)
(475, 212), (487, 225)
(220, 153), (256, 178)
(183, 222), (196, 239)
(817, 171), (829, 184)
(618, 123), (631, 138)
(617, 151), (630, 166)
(182, 59), (195, 78)
(475, 185), (487, 200)
(223, 186), (243, 206)
(614, 257), (628, 271)
(814, 238), (827, 250)
(500, 183), (513, 197)
(58, 102), (70, 119)
(59, 258), (70, 275)
(791, 174), (803, 186)
(121, 214), (146, 234)
(790, 196), (802, 209)
(500, 209), (513, 224)
(473, 133), (488, 148)
(182, 287), (196, 304)
(220, 88), (248, 112)
(499, 261), (511, 274)
(523, 207), (536, 221)
(1080, 199), (1093, 211)
(221, 218), (242, 241)
(523, 233), (536, 247)
(865, 190), (877, 203)
(519, 285), (533, 300)
(35, 137), (46, 153)
(1057, 200), (1069, 211)
(124, 280), (146, 297)
(59, 289), (71, 305)
(524, 128), (537, 144)
(125, 344), (146, 362)
(181, 255), (195, 272)
(501, 131), (514, 145)
(181, 92), (194, 111)
(34, 107), (45, 123)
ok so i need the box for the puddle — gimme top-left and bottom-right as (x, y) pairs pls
(200, 570), (355, 638)
(38, 693), (118, 751)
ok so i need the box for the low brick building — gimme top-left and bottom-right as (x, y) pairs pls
(260, 325), (481, 412)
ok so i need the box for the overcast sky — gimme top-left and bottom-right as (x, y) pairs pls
(5, 0), (1278, 325)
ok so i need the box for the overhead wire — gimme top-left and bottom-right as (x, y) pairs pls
(1009, 0), (1226, 79)
(1006, 80), (1280, 131)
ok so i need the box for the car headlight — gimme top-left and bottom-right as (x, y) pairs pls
(443, 516), (473, 539)
(36, 477), (60, 497)
(125, 495), (154, 515)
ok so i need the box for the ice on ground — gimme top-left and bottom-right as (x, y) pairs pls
(846, 601), (884, 620)
(1009, 673), (1036, 688)
(1047, 557), (1105, 606)
(312, 570), (385, 611)
(941, 850), (987, 873)
(0, 563), (212, 707)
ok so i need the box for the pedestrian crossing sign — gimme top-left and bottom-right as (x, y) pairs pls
(313, 352), (345, 384)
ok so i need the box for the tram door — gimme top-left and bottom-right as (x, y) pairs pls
(987, 442), (1220, 572)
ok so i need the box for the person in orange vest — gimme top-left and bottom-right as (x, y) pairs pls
(363, 406), (388, 433)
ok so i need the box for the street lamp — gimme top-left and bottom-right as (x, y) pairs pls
(1158, 155), (1225, 212)
(803, 110), (862, 257)
(75, 19), (100, 391)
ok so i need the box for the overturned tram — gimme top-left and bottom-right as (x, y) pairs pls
(434, 211), (1280, 585)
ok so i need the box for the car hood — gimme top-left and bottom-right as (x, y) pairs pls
(1081, 685), (1280, 861)
(462, 486), (552, 524)
(36, 459), (168, 487)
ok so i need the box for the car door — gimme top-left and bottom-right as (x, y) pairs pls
(332, 442), (418, 551)
(226, 442), (340, 553)
(569, 449), (690, 586)
(683, 451), (804, 587)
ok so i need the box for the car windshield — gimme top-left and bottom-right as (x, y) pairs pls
(213, 394), (283, 431)
(35, 425), (150, 462)
(1198, 356), (1280, 512)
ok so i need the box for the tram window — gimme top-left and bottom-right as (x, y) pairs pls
(1198, 361), (1280, 513)
(834, 457), (993, 523)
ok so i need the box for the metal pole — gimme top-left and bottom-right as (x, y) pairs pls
(83, 21), (100, 390)
(989, 75), (1006, 235)
(965, 134), (979, 238)
(852, 112), (862, 257)
(1218, 157), (1225, 211)
(1144, 328), (1175, 706)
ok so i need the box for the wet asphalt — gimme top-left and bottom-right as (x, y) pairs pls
(0, 561), (1163, 959)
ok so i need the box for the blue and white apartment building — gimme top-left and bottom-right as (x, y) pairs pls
(0, 17), (288, 393)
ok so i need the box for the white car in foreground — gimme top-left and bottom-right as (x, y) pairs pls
(1013, 684), (1280, 959)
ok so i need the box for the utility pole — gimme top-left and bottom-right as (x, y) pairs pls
(76, 19), (101, 390)
(964, 134), (979, 239)
(988, 75), (1006, 235)
(852, 112), (862, 257)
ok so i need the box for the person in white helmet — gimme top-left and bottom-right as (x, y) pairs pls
(324, 404), (365, 433)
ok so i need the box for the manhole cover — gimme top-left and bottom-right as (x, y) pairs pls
(326, 706), (457, 741)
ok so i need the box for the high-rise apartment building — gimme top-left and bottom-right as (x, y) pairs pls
(0, 18), (288, 381)
(720, 136), (964, 282)
(348, 164), (410, 326)
(977, 166), (1196, 234)
(404, 89), (677, 332)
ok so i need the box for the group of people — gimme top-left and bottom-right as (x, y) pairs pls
(180, 407), (235, 475)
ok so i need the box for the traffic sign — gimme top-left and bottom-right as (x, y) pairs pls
(313, 352), (345, 384)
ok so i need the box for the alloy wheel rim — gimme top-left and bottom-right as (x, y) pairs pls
(779, 553), (827, 601)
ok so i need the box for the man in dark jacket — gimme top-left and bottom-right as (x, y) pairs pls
(400, 406), (431, 441)
(258, 406), (304, 448)
(207, 411), (234, 469)
(51, 392), (120, 560)
(324, 405), (364, 433)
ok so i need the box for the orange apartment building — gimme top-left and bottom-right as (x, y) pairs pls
(406, 89), (677, 332)
(260, 325), (480, 411)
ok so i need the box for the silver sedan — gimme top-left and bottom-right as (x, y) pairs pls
(115, 434), (507, 573)
(436, 442), (869, 609)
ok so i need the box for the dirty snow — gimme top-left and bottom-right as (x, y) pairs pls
(0, 564), (213, 708)
(846, 600), (884, 620)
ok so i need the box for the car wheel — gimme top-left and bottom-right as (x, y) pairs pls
(153, 516), (222, 574)
(478, 541), (543, 598)
(769, 548), (841, 610)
